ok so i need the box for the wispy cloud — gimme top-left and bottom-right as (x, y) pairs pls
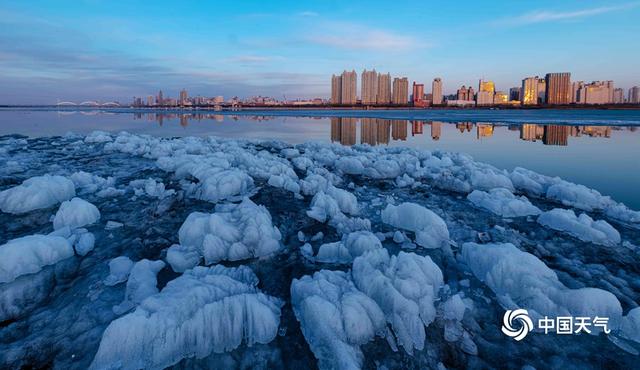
(297, 11), (319, 17)
(494, 2), (640, 26)
(306, 22), (429, 51)
(224, 55), (284, 65)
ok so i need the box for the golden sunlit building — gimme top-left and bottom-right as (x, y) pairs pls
(477, 124), (494, 139)
(521, 77), (539, 105)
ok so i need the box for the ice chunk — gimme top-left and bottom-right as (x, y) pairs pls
(546, 182), (609, 212)
(335, 157), (365, 175)
(70, 171), (115, 194)
(381, 202), (449, 249)
(85, 130), (113, 143)
(113, 259), (165, 315)
(291, 269), (386, 370)
(104, 256), (135, 286)
(352, 249), (444, 354)
(620, 307), (640, 343)
(129, 178), (175, 199)
(74, 231), (95, 256)
(166, 244), (202, 273)
(52, 197), (100, 230)
(0, 235), (74, 284)
(105, 221), (124, 230)
(195, 169), (254, 203)
(467, 188), (541, 217)
(315, 231), (382, 264)
(167, 198), (282, 271)
(461, 242), (623, 329)
(90, 265), (282, 370)
(469, 169), (514, 192)
(537, 208), (621, 246)
(0, 175), (75, 214)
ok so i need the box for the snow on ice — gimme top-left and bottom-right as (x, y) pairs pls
(0, 175), (75, 214)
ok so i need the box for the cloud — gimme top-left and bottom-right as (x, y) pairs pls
(495, 2), (640, 26)
(297, 11), (319, 17)
(306, 23), (428, 51)
(224, 55), (284, 65)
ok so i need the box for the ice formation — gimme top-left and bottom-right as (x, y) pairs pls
(461, 242), (623, 328)
(129, 178), (175, 199)
(0, 235), (74, 284)
(291, 270), (386, 370)
(537, 208), (621, 246)
(352, 249), (444, 353)
(52, 197), (101, 230)
(70, 171), (115, 194)
(314, 231), (383, 264)
(113, 259), (165, 315)
(0, 175), (75, 214)
(381, 202), (450, 249)
(467, 188), (541, 217)
(90, 265), (282, 370)
(166, 198), (282, 272)
(104, 256), (135, 286)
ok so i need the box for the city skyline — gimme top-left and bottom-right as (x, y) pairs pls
(2, 1), (640, 104)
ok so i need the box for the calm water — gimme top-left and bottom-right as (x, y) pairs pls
(1, 108), (639, 208)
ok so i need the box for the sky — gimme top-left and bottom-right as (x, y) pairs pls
(1, 0), (639, 104)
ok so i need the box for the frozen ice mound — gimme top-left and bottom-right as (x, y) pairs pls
(104, 256), (134, 286)
(70, 171), (115, 194)
(461, 242), (623, 329)
(314, 231), (383, 264)
(307, 186), (358, 223)
(0, 235), (74, 284)
(113, 259), (165, 315)
(291, 269), (386, 370)
(167, 198), (282, 272)
(537, 208), (621, 246)
(352, 249), (444, 354)
(52, 197), (101, 230)
(0, 175), (75, 214)
(84, 131), (113, 143)
(129, 178), (175, 199)
(381, 202), (449, 249)
(467, 188), (541, 217)
(196, 169), (254, 203)
(90, 265), (282, 370)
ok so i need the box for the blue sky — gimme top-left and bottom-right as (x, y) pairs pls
(1, 0), (639, 104)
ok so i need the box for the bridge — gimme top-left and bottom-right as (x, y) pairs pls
(56, 101), (121, 107)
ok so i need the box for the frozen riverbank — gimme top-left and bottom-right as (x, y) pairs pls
(1, 131), (639, 369)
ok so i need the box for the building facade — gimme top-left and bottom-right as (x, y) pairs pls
(432, 78), (443, 105)
(392, 77), (409, 105)
(613, 88), (625, 104)
(521, 77), (539, 105)
(545, 73), (571, 105)
(477, 79), (495, 106)
(376, 73), (392, 104)
(340, 70), (357, 104)
(331, 74), (342, 104)
(361, 69), (378, 105)
(629, 86), (640, 104)
(412, 82), (425, 106)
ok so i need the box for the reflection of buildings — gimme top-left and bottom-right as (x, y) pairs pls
(391, 120), (407, 141)
(431, 121), (442, 141)
(377, 119), (391, 144)
(520, 124), (545, 142)
(411, 121), (424, 136)
(361, 118), (378, 145)
(456, 122), (473, 133)
(571, 126), (612, 138)
(330, 117), (357, 145)
(179, 115), (188, 127)
(477, 124), (494, 139)
(542, 125), (569, 146)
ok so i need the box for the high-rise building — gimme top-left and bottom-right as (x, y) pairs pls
(477, 79), (495, 106)
(376, 73), (392, 104)
(157, 90), (163, 106)
(571, 81), (584, 103)
(146, 95), (154, 106)
(629, 86), (640, 104)
(467, 86), (475, 101)
(582, 81), (615, 104)
(331, 74), (342, 104)
(456, 85), (469, 101)
(537, 79), (547, 104)
(361, 69), (378, 105)
(432, 78), (443, 105)
(521, 77), (539, 105)
(412, 82), (425, 106)
(179, 89), (188, 106)
(613, 88), (625, 104)
(545, 73), (571, 105)
(509, 87), (521, 102)
(493, 91), (508, 105)
(392, 77), (409, 105)
(341, 70), (357, 105)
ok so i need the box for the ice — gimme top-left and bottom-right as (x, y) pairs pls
(52, 197), (101, 230)
(352, 249), (444, 354)
(461, 242), (623, 329)
(314, 231), (383, 264)
(90, 265), (282, 370)
(291, 269), (386, 370)
(467, 188), (541, 217)
(620, 307), (640, 343)
(537, 208), (621, 246)
(196, 169), (254, 203)
(113, 259), (165, 315)
(469, 168), (515, 192)
(105, 220), (124, 230)
(0, 175), (75, 214)
(129, 178), (175, 199)
(84, 130), (113, 143)
(0, 235), (74, 284)
(74, 230), (96, 256)
(167, 198), (282, 271)
(307, 188), (357, 223)
(381, 202), (450, 249)
(70, 171), (115, 194)
(267, 174), (301, 194)
(335, 157), (365, 175)
(510, 166), (559, 197)
(104, 256), (134, 286)
(546, 182), (610, 212)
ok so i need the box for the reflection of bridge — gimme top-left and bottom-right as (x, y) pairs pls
(56, 101), (120, 107)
